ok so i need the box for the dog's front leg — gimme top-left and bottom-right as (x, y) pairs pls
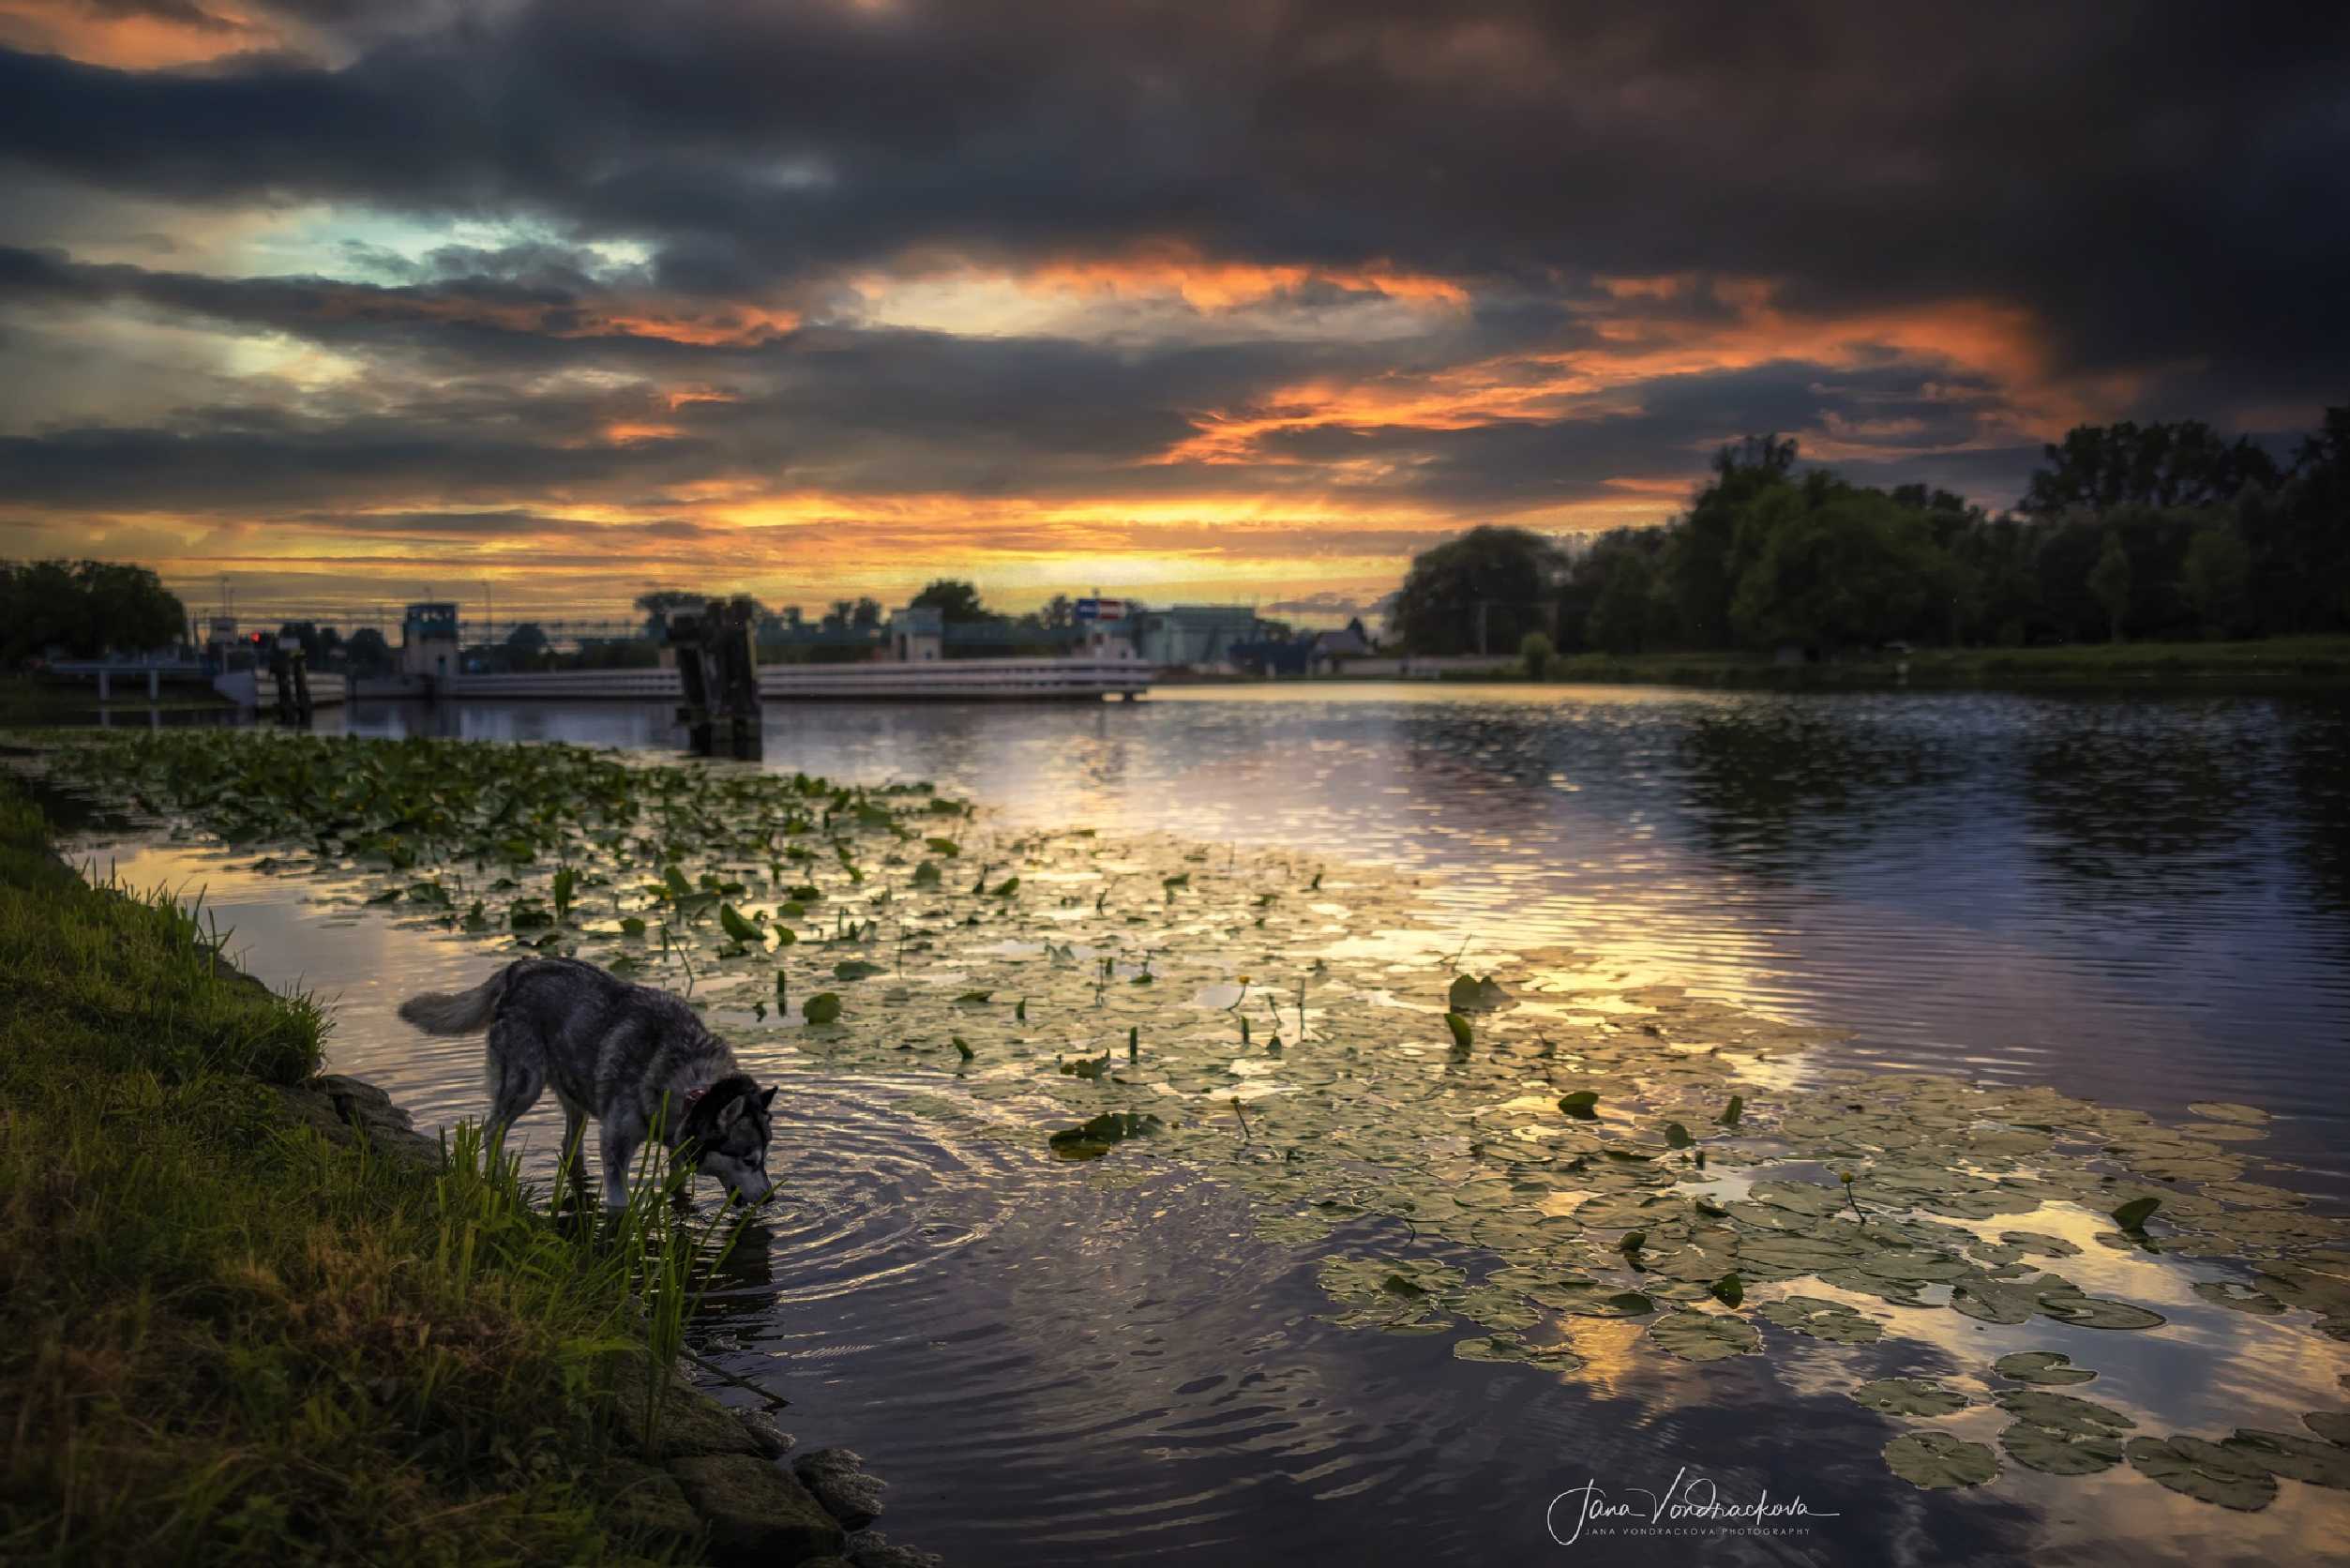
(599, 1124), (637, 1213)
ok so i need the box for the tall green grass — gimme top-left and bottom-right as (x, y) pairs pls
(0, 776), (742, 1564)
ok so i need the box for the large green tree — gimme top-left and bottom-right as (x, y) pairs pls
(2021, 420), (2282, 516)
(1392, 526), (1565, 655)
(0, 560), (187, 665)
(1726, 484), (1942, 652)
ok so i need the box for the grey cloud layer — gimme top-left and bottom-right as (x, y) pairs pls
(0, 0), (2342, 531)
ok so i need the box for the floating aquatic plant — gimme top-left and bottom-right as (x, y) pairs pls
(34, 728), (2350, 1516)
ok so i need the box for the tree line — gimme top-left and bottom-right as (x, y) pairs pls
(1392, 408), (2350, 657)
(0, 561), (187, 667)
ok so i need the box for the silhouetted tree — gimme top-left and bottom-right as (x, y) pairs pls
(910, 580), (987, 621)
(2180, 525), (2252, 638)
(344, 626), (391, 672)
(0, 560), (186, 665)
(1392, 525), (1565, 655)
(2087, 534), (2133, 641)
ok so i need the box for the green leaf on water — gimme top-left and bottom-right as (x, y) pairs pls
(662, 865), (694, 900)
(2192, 1279), (2286, 1316)
(1717, 1093), (1744, 1127)
(1454, 1334), (1584, 1370)
(719, 902), (763, 945)
(1755, 1296), (1881, 1344)
(2036, 1288), (2164, 1331)
(1558, 1091), (1598, 1119)
(955, 989), (993, 1003)
(1853, 1378), (1970, 1417)
(2222, 1429), (2350, 1490)
(953, 1036), (972, 1061)
(801, 991), (841, 1025)
(1665, 1122), (1693, 1149)
(833, 959), (884, 981)
(2111, 1196), (2162, 1230)
(2001, 1421), (2127, 1475)
(1995, 1351), (2096, 1386)
(619, 915), (647, 938)
(1883, 1431), (1999, 1489)
(1047, 1111), (1163, 1159)
(1709, 1273), (1743, 1308)
(1443, 1012), (1473, 1049)
(912, 861), (942, 887)
(925, 837), (960, 857)
(2126, 1436), (2277, 1511)
(1647, 1310), (1758, 1363)
(1446, 974), (1509, 1013)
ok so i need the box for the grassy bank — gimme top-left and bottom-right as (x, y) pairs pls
(0, 777), (716, 1564)
(1494, 634), (2350, 690)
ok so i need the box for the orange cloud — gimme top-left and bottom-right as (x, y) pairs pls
(0, 0), (278, 68)
(1025, 242), (1470, 311)
(1151, 276), (2102, 467)
(304, 286), (798, 346)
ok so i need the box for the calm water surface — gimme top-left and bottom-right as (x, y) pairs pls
(66, 685), (2350, 1567)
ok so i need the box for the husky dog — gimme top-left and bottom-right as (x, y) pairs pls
(398, 957), (776, 1211)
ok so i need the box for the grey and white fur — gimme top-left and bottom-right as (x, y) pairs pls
(398, 957), (776, 1211)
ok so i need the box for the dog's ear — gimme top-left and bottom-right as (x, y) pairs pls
(759, 1086), (777, 1111)
(715, 1095), (744, 1127)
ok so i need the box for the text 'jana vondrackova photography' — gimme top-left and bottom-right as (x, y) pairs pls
(3, 4), (2347, 1565)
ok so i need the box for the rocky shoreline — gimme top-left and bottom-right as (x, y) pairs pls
(264, 1032), (939, 1565)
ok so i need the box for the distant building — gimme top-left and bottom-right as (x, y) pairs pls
(1134, 604), (1260, 668)
(890, 606), (943, 662)
(202, 616), (240, 664)
(1314, 624), (1372, 659)
(401, 601), (460, 680)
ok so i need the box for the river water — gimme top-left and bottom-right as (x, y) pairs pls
(60, 684), (2350, 1566)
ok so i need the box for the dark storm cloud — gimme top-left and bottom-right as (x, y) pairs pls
(3, 0), (2344, 397)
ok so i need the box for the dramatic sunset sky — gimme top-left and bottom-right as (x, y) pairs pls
(1, 1), (2342, 626)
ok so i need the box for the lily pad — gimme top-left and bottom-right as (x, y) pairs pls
(1047, 1111), (1164, 1160)
(2223, 1429), (2350, 1489)
(1454, 1334), (1583, 1370)
(800, 990), (842, 1025)
(1755, 1295), (1881, 1344)
(1996, 1389), (2134, 1438)
(2186, 1102), (2268, 1124)
(1648, 1310), (1759, 1363)
(1995, 1351), (2095, 1387)
(1883, 1431), (1998, 1489)
(1852, 1379), (1969, 1417)
(1999, 1230), (2081, 1259)
(2192, 1279), (2287, 1316)
(2125, 1436), (2277, 1511)
(2001, 1421), (2126, 1475)
(2038, 1288), (2164, 1331)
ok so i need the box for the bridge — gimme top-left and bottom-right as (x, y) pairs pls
(361, 656), (1149, 702)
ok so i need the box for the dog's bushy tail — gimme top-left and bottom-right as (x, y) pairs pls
(397, 966), (511, 1035)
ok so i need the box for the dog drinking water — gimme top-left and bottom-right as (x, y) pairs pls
(399, 957), (777, 1210)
